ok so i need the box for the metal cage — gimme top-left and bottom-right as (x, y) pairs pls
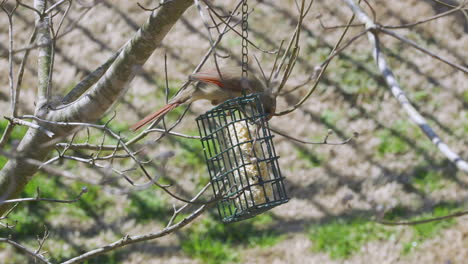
(196, 94), (288, 223)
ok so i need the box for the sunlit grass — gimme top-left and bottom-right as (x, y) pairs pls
(182, 214), (284, 264)
(384, 204), (457, 255)
(308, 217), (392, 259)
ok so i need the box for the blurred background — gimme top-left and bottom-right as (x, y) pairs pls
(0, 0), (467, 263)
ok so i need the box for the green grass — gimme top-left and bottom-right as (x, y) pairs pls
(1, 177), (61, 239)
(308, 217), (392, 259)
(0, 119), (29, 141)
(412, 166), (445, 192)
(464, 116), (468, 133)
(320, 109), (342, 126)
(463, 90), (468, 104)
(0, 153), (7, 171)
(411, 90), (430, 103)
(1, 176), (103, 240)
(296, 146), (323, 168)
(376, 119), (438, 157)
(382, 203), (457, 255)
(126, 188), (171, 223)
(377, 129), (409, 156)
(376, 120), (414, 156)
(0, 120), (29, 169)
(399, 205), (457, 255)
(182, 214), (284, 264)
(99, 116), (129, 132)
(333, 53), (378, 98)
(170, 132), (205, 169)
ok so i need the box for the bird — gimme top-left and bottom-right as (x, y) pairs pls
(130, 67), (276, 131)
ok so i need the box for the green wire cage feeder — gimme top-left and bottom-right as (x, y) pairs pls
(196, 93), (289, 223)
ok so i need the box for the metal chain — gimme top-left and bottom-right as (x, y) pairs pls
(241, 0), (249, 83)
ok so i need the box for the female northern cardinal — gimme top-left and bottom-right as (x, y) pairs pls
(130, 68), (276, 131)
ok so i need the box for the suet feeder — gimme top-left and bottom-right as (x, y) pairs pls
(196, 94), (288, 223)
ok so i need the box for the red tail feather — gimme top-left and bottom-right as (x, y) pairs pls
(131, 102), (180, 131)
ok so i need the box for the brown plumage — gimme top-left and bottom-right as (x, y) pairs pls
(130, 68), (276, 131)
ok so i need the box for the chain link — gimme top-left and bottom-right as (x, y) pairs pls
(241, 0), (249, 83)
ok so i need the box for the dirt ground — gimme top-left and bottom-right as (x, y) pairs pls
(0, 0), (467, 263)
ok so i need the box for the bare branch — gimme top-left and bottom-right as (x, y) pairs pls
(60, 204), (208, 264)
(4, 117), (55, 138)
(383, 2), (467, 29)
(342, 0), (468, 172)
(317, 14), (364, 29)
(275, 3), (358, 115)
(35, 0), (53, 106)
(377, 209), (468, 226)
(137, 0), (175, 11)
(34, 225), (50, 255)
(0, 186), (87, 205)
(0, 123), (15, 149)
(1, 1), (18, 116)
(0, 237), (52, 264)
(167, 183), (212, 227)
(272, 127), (358, 145)
(431, 0), (465, 8)
(0, 203), (18, 220)
(61, 50), (121, 105)
(14, 27), (37, 116)
(0, 1), (19, 149)
(44, 0), (67, 14)
(17, 0), (42, 17)
(202, 1), (278, 54)
(379, 28), (467, 74)
(53, 127), (198, 151)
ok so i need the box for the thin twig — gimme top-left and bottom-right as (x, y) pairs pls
(137, 0), (174, 11)
(203, 0), (278, 54)
(34, 225), (50, 255)
(44, 0), (67, 14)
(1, 1), (17, 116)
(383, 3), (466, 29)
(379, 27), (467, 74)
(377, 210), (468, 226)
(275, 1), (359, 115)
(17, 0), (42, 17)
(60, 203), (208, 264)
(0, 238), (51, 264)
(272, 126), (358, 145)
(14, 27), (38, 116)
(0, 1), (19, 149)
(318, 14), (364, 30)
(0, 186), (87, 205)
(280, 29), (368, 96)
(4, 117), (54, 137)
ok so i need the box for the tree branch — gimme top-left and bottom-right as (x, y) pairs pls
(60, 203), (207, 264)
(60, 50), (121, 105)
(0, 0), (195, 216)
(341, 0), (468, 172)
(34, 0), (52, 107)
(48, 0), (194, 123)
(0, 237), (51, 264)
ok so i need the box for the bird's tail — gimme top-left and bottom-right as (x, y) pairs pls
(130, 102), (180, 131)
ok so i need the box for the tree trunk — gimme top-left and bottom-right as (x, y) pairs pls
(0, 0), (194, 215)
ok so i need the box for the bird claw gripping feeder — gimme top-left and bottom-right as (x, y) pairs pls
(196, 94), (288, 223)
